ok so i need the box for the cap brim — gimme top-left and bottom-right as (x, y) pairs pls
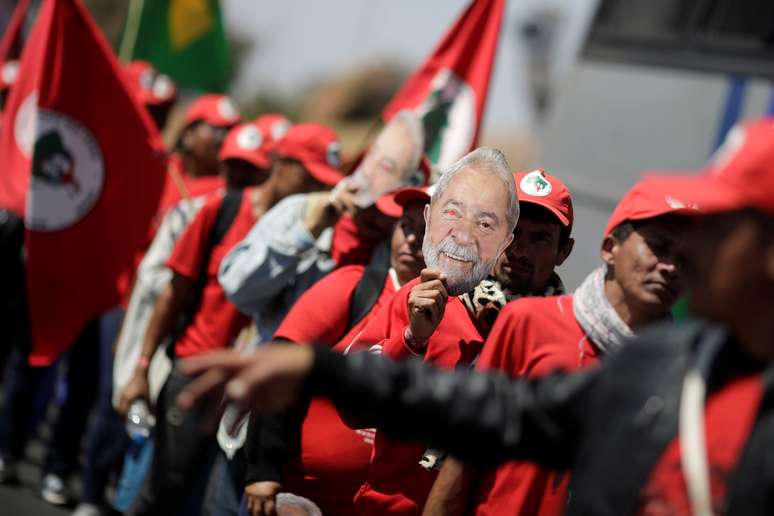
(306, 162), (344, 187)
(519, 198), (571, 227)
(645, 173), (743, 215)
(219, 149), (271, 170)
(375, 194), (402, 218)
(376, 188), (430, 218)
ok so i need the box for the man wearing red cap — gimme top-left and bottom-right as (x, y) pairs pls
(177, 117), (774, 515)
(155, 93), (242, 218)
(347, 169), (574, 516)
(423, 174), (692, 516)
(237, 187), (429, 516)
(217, 114), (426, 346)
(118, 122), (333, 516)
(337, 148), (517, 515)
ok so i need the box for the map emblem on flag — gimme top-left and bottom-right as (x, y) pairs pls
(15, 92), (104, 231)
(418, 69), (475, 170)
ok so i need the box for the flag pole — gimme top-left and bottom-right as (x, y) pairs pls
(118, 0), (144, 63)
(167, 162), (191, 200)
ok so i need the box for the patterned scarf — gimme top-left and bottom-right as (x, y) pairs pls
(459, 272), (566, 337)
(572, 266), (634, 355)
(419, 273), (566, 472)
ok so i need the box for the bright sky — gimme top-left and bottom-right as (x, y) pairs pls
(221, 0), (598, 136)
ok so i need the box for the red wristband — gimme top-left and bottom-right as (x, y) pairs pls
(137, 355), (151, 370)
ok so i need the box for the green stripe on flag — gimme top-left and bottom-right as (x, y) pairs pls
(120, 0), (231, 92)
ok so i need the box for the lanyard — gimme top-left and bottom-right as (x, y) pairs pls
(679, 366), (713, 516)
(678, 328), (726, 516)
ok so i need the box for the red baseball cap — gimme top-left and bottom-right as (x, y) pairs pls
(0, 60), (19, 91)
(272, 123), (343, 186)
(604, 176), (700, 236)
(218, 121), (272, 169)
(643, 118), (774, 219)
(375, 186), (432, 218)
(123, 60), (177, 107)
(255, 113), (291, 144)
(514, 169), (573, 228)
(184, 94), (241, 128)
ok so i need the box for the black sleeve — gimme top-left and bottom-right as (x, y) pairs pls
(305, 347), (599, 469)
(244, 408), (300, 485)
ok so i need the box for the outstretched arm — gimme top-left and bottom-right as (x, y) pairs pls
(177, 344), (596, 469)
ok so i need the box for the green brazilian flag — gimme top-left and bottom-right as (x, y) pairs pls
(119, 0), (231, 92)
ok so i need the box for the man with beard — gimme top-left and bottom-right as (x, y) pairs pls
(457, 170), (574, 338)
(423, 176), (692, 516)
(340, 147), (518, 515)
(237, 187), (430, 516)
(177, 118), (774, 515)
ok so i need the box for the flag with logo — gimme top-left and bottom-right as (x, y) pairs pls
(119, 0), (231, 92)
(0, 0), (167, 365)
(382, 0), (505, 169)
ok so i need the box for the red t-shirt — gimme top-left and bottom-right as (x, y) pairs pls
(471, 295), (601, 516)
(349, 277), (484, 515)
(331, 213), (379, 268)
(638, 371), (763, 515)
(273, 265), (399, 516)
(166, 189), (256, 357)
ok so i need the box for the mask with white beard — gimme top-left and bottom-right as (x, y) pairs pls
(422, 227), (498, 297)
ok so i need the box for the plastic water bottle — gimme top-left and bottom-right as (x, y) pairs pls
(126, 399), (156, 442)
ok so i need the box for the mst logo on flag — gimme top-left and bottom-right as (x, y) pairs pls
(15, 92), (105, 231)
(419, 69), (475, 168)
(382, 0), (505, 170)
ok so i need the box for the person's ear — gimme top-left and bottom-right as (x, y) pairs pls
(423, 204), (430, 226)
(555, 237), (574, 267)
(601, 235), (618, 270)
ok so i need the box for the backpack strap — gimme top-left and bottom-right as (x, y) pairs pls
(345, 266), (390, 336)
(208, 189), (244, 252)
(170, 189), (244, 357)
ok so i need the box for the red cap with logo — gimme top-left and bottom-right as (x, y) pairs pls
(123, 60), (177, 107)
(643, 118), (774, 219)
(604, 176), (700, 236)
(272, 123), (343, 186)
(514, 169), (573, 229)
(218, 120), (273, 169)
(255, 114), (291, 144)
(375, 185), (433, 218)
(0, 60), (19, 91)
(184, 94), (241, 128)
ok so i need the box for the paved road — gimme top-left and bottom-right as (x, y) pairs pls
(0, 451), (73, 515)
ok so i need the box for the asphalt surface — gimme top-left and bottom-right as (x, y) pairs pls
(0, 383), (82, 516)
(0, 439), (74, 515)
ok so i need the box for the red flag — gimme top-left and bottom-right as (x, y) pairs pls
(382, 0), (505, 169)
(0, 0), (31, 63)
(0, 0), (167, 365)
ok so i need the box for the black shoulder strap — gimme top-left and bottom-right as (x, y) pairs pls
(345, 266), (391, 335)
(172, 189), (244, 355)
(208, 189), (244, 254)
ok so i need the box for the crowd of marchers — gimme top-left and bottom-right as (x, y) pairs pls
(2, 58), (774, 516)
